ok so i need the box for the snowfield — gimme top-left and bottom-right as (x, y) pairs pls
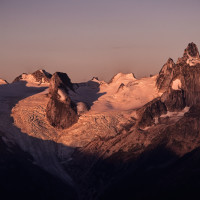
(70, 73), (161, 112)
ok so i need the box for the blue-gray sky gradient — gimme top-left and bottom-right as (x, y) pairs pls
(1, 0), (200, 82)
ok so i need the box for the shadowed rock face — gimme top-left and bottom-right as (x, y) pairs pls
(137, 98), (167, 128)
(161, 89), (186, 112)
(46, 72), (78, 129)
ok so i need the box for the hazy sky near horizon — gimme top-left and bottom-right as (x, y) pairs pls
(1, 0), (200, 82)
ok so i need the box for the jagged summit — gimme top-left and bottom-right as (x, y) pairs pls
(184, 42), (199, 58)
(13, 69), (52, 84)
(156, 58), (175, 91)
(48, 72), (74, 95)
(0, 78), (8, 85)
(156, 42), (200, 111)
(177, 42), (200, 66)
(167, 57), (175, 65)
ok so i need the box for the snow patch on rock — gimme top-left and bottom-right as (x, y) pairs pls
(57, 88), (68, 101)
(70, 75), (160, 112)
(172, 79), (182, 90)
(77, 102), (88, 115)
(186, 57), (200, 66)
(21, 73), (37, 82)
(160, 106), (190, 118)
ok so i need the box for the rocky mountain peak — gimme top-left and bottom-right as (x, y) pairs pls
(166, 57), (175, 65)
(177, 42), (200, 65)
(46, 72), (78, 129)
(13, 69), (52, 84)
(31, 69), (52, 83)
(49, 72), (74, 96)
(156, 58), (175, 91)
(184, 42), (199, 58)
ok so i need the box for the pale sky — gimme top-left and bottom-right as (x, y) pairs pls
(1, 0), (200, 82)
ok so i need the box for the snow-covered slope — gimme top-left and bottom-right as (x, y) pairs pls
(0, 78), (8, 85)
(70, 73), (160, 112)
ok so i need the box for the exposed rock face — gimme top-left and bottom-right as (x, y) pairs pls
(177, 42), (200, 66)
(177, 42), (200, 64)
(156, 58), (175, 92)
(184, 42), (199, 58)
(46, 72), (78, 129)
(157, 42), (200, 107)
(161, 89), (186, 112)
(13, 69), (52, 83)
(137, 98), (167, 128)
(177, 65), (200, 106)
(117, 83), (125, 93)
(142, 43), (200, 129)
(48, 72), (74, 95)
(32, 69), (52, 83)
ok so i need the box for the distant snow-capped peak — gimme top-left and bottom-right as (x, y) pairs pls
(13, 69), (52, 84)
(109, 72), (136, 83)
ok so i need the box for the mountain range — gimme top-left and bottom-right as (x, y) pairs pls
(1, 43), (200, 199)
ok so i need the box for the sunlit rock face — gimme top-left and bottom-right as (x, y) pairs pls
(177, 42), (200, 65)
(156, 58), (175, 92)
(139, 43), (200, 129)
(46, 72), (78, 129)
(156, 43), (200, 107)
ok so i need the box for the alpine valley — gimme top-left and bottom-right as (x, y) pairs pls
(1, 43), (200, 200)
